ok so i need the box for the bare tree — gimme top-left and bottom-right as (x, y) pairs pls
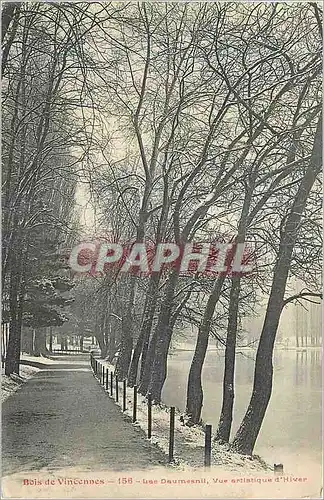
(232, 112), (322, 454)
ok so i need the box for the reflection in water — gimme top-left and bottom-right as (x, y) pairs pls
(162, 348), (322, 469)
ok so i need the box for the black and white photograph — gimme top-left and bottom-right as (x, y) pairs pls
(1, 1), (322, 498)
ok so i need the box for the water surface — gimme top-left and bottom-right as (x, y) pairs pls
(162, 348), (322, 470)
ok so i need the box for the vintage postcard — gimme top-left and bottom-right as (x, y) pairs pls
(1, 1), (322, 499)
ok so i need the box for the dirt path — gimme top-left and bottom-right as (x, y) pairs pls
(2, 355), (167, 475)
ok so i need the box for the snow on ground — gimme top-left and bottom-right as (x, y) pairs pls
(20, 354), (56, 365)
(2, 353), (72, 403)
(96, 359), (271, 474)
(1, 365), (40, 403)
(20, 353), (86, 366)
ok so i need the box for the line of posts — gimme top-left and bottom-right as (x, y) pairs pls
(90, 353), (212, 467)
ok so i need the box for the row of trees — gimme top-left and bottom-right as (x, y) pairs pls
(295, 297), (322, 347)
(2, 2), (322, 457)
(1, 3), (99, 372)
(81, 2), (322, 455)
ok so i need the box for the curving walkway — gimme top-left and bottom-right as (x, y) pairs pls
(2, 355), (167, 475)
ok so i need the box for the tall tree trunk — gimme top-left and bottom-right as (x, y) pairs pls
(146, 270), (179, 402)
(49, 327), (53, 352)
(5, 302), (19, 375)
(1, 3), (17, 41)
(5, 249), (24, 375)
(215, 275), (240, 441)
(116, 281), (135, 379)
(127, 170), (169, 387)
(21, 326), (32, 354)
(96, 312), (107, 357)
(215, 183), (253, 441)
(1, 3), (21, 74)
(34, 329), (47, 356)
(116, 203), (148, 379)
(128, 273), (160, 386)
(107, 319), (117, 361)
(138, 321), (159, 395)
(186, 275), (226, 424)
(232, 114), (322, 455)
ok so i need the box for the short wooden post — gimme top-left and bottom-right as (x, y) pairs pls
(105, 368), (109, 392)
(123, 380), (126, 411)
(274, 463), (284, 474)
(147, 393), (152, 439)
(204, 424), (212, 467)
(110, 371), (113, 396)
(133, 385), (137, 423)
(115, 375), (119, 402)
(169, 407), (175, 463)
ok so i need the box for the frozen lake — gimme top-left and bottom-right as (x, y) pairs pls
(162, 348), (322, 471)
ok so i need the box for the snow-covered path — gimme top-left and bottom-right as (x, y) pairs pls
(2, 355), (322, 499)
(2, 355), (167, 476)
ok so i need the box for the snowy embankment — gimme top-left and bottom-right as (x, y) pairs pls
(95, 359), (270, 473)
(1, 364), (40, 403)
(2, 354), (60, 403)
(20, 354), (57, 365)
